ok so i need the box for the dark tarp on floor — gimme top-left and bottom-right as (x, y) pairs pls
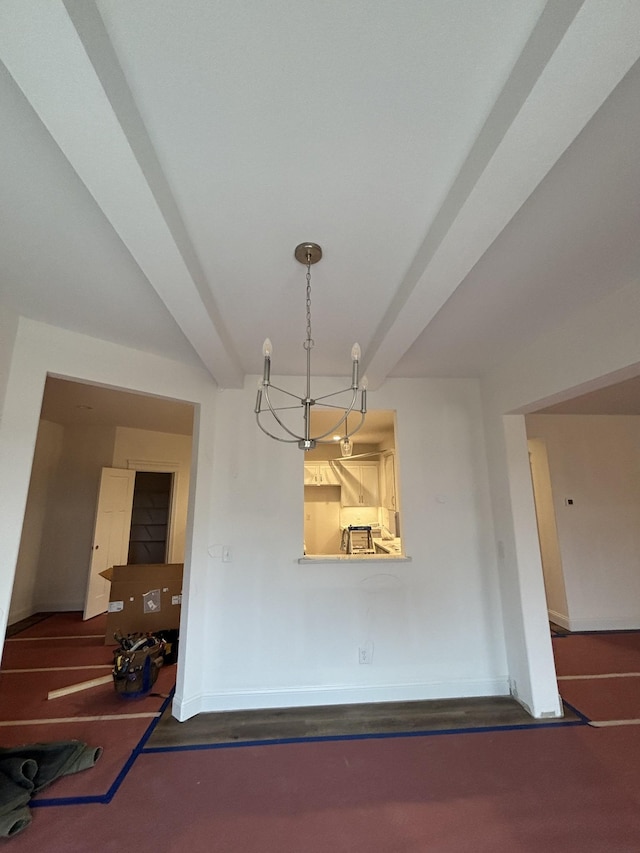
(0, 740), (102, 837)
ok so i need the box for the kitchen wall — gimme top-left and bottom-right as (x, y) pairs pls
(304, 437), (397, 548)
(526, 414), (640, 630)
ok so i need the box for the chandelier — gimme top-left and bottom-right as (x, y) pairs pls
(255, 243), (368, 451)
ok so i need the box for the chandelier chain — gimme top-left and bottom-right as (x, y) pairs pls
(305, 259), (314, 350)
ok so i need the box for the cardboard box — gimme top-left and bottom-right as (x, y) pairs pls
(100, 563), (183, 645)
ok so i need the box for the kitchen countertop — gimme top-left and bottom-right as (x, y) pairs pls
(372, 537), (402, 555)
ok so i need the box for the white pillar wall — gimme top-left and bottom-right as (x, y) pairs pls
(481, 277), (640, 718)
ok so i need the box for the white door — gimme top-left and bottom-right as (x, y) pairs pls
(83, 468), (136, 620)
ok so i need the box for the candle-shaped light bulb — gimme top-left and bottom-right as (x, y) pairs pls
(262, 338), (272, 384)
(360, 374), (368, 414)
(351, 343), (361, 387)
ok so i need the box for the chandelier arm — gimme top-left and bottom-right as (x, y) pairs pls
(344, 410), (366, 437)
(255, 414), (301, 443)
(313, 386), (358, 403)
(261, 385), (306, 440)
(263, 383), (304, 401)
(304, 392), (356, 441)
(259, 403), (308, 413)
(313, 400), (358, 412)
(307, 409), (365, 443)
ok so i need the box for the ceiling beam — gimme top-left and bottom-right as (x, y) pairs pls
(363, 0), (640, 387)
(0, 0), (243, 388)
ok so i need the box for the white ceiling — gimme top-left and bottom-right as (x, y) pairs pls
(533, 376), (640, 416)
(41, 378), (194, 435)
(1, 1), (640, 406)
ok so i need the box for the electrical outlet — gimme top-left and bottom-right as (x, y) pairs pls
(358, 646), (372, 665)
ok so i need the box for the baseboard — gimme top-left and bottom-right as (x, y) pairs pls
(548, 609), (569, 629)
(173, 677), (510, 719)
(32, 599), (83, 614)
(172, 691), (204, 722)
(7, 604), (38, 625)
(567, 615), (640, 632)
(509, 678), (563, 719)
(549, 609), (640, 632)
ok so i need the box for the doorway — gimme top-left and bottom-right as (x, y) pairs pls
(128, 471), (173, 564)
(7, 376), (194, 628)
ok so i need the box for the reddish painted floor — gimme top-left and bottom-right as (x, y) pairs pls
(553, 632), (640, 676)
(560, 675), (640, 722)
(7, 725), (640, 852)
(5, 623), (640, 850)
(0, 612), (174, 804)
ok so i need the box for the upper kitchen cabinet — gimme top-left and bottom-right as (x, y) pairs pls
(303, 407), (399, 510)
(304, 462), (340, 486)
(381, 451), (397, 511)
(337, 461), (379, 507)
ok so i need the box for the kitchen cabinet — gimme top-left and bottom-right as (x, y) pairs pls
(304, 462), (340, 486)
(373, 537), (402, 555)
(337, 461), (379, 506)
(381, 451), (397, 510)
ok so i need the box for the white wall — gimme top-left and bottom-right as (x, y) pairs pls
(527, 437), (568, 625)
(526, 415), (640, 631)
(9, 419), (64, 622)
(482, 277), (640, 717)
(0, 306), (18, 423)
(34, 423), (116, 612)
(190, 374), (508, 718)
(9, 292), (637, 722)
(112, 426), (193, 562)
(0, 318), (217, 722)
